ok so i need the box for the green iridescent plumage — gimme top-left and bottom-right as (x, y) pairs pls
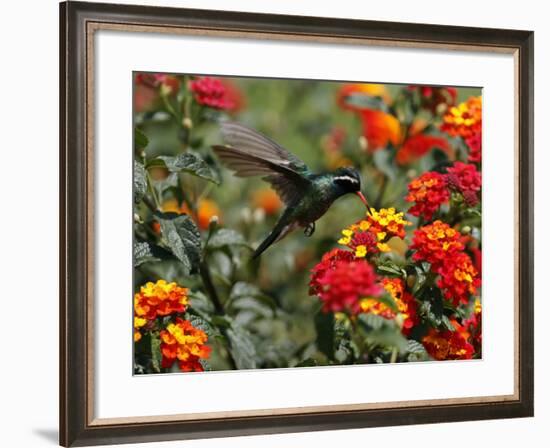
(213, 122), (370, 258)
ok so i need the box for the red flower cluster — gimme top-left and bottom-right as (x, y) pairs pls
(160, 317), (211, 372)
(446, 161), (482, 206)
(309, 248), (354, 297)
(464, 299), (482, 353)
(405, 172), (450, 220)
(412, 221), (480, 306)
(311, 259), (382, 314)
(422, 322), (474, 360)
(189, 77), (238, 110)
(465, 132), (482, 163)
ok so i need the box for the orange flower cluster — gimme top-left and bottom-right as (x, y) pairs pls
(338, 208), (411, 258)
(422, 320), (474, 360)
(441, 96), (482, 139)
(134, 280), (189, 341)
(437, 252), (481, 306)
(412, 221), (480, 306)
(411, 220), (464, 267)
(160, 317), (211, 372)
(405, 172), (450, 220)
(181, 198), (221, 230)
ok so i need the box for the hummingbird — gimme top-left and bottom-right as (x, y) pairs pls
(213, 121), (371, 259)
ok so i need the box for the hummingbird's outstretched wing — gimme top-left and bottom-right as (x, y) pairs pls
(213, 121), (311, 205)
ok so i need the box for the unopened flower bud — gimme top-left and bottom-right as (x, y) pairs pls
(182, 117), (193, 129)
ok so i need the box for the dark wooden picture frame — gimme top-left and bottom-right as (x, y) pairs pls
(60, 1), (534, 446)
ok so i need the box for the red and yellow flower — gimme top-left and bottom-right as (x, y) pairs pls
(441, 96), (482, 139)
(338, 208), (411, 257)
(411, 220), (464, 268)
(422, 322), (474, 360)
(437, 252), (480, 306)
(134, 280), (189, 322)
(160, 317), (211, 372)
(405, 172), (450, 220)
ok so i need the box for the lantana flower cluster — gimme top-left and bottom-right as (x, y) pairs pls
(406, 161), (482, 219)
(160, 317), (211, 372)
(411, 221), (480, 306)
(189, 76), (238, 110)
(337, 207), (411, 258)
(310, 208), (418, 335)
(133, 279), (210, 372)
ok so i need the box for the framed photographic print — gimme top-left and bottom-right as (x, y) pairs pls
(59, 1), (534, 446)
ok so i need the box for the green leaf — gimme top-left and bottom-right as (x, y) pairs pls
(226, 323), (257, 370)
(207, 228), (250, 250)
(133, 241), (160, 267)
(406, 339), (431, 362)
(315, 312), (335, 360)
(376, 263), (405, 278)
(407, 339), (427, 354)
(188, 290), (215, 314)
(343, 93), (389, 112)
(134, 127), (149, 149)
(134, 160), (147, 204)
(358, 313), (386, 331)
(188, 314), (220, 339)
(154, 152), (220, 184)
(373, 149), (397, 181)
(295, 358), (318, 368)
(229, 282), (277, 311)
(230, 297), (274, 318)
(150, 333), (162, 373)
(157, 213), (201, 275)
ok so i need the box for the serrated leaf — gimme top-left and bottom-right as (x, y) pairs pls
(188, 314), (220, 338)
(134, 160), (147, 204)
(157, 213), (201, 275)
(133, 241), (160, 267)
(155, 153), (220, 184)
(407, 339), (428, 354)
(207, 229), (250, 250)
(226, 324), (257, 370)
(135, 127), (149, 149)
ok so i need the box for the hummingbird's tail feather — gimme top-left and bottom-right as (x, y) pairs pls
(251, 222), (297, 259)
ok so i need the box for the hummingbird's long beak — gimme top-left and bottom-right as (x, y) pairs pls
(356, 191), (372, 216)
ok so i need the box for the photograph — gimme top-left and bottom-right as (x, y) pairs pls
(132, 73), (483, 374)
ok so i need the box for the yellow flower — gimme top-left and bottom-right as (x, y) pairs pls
(355, 245), (367, 258)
